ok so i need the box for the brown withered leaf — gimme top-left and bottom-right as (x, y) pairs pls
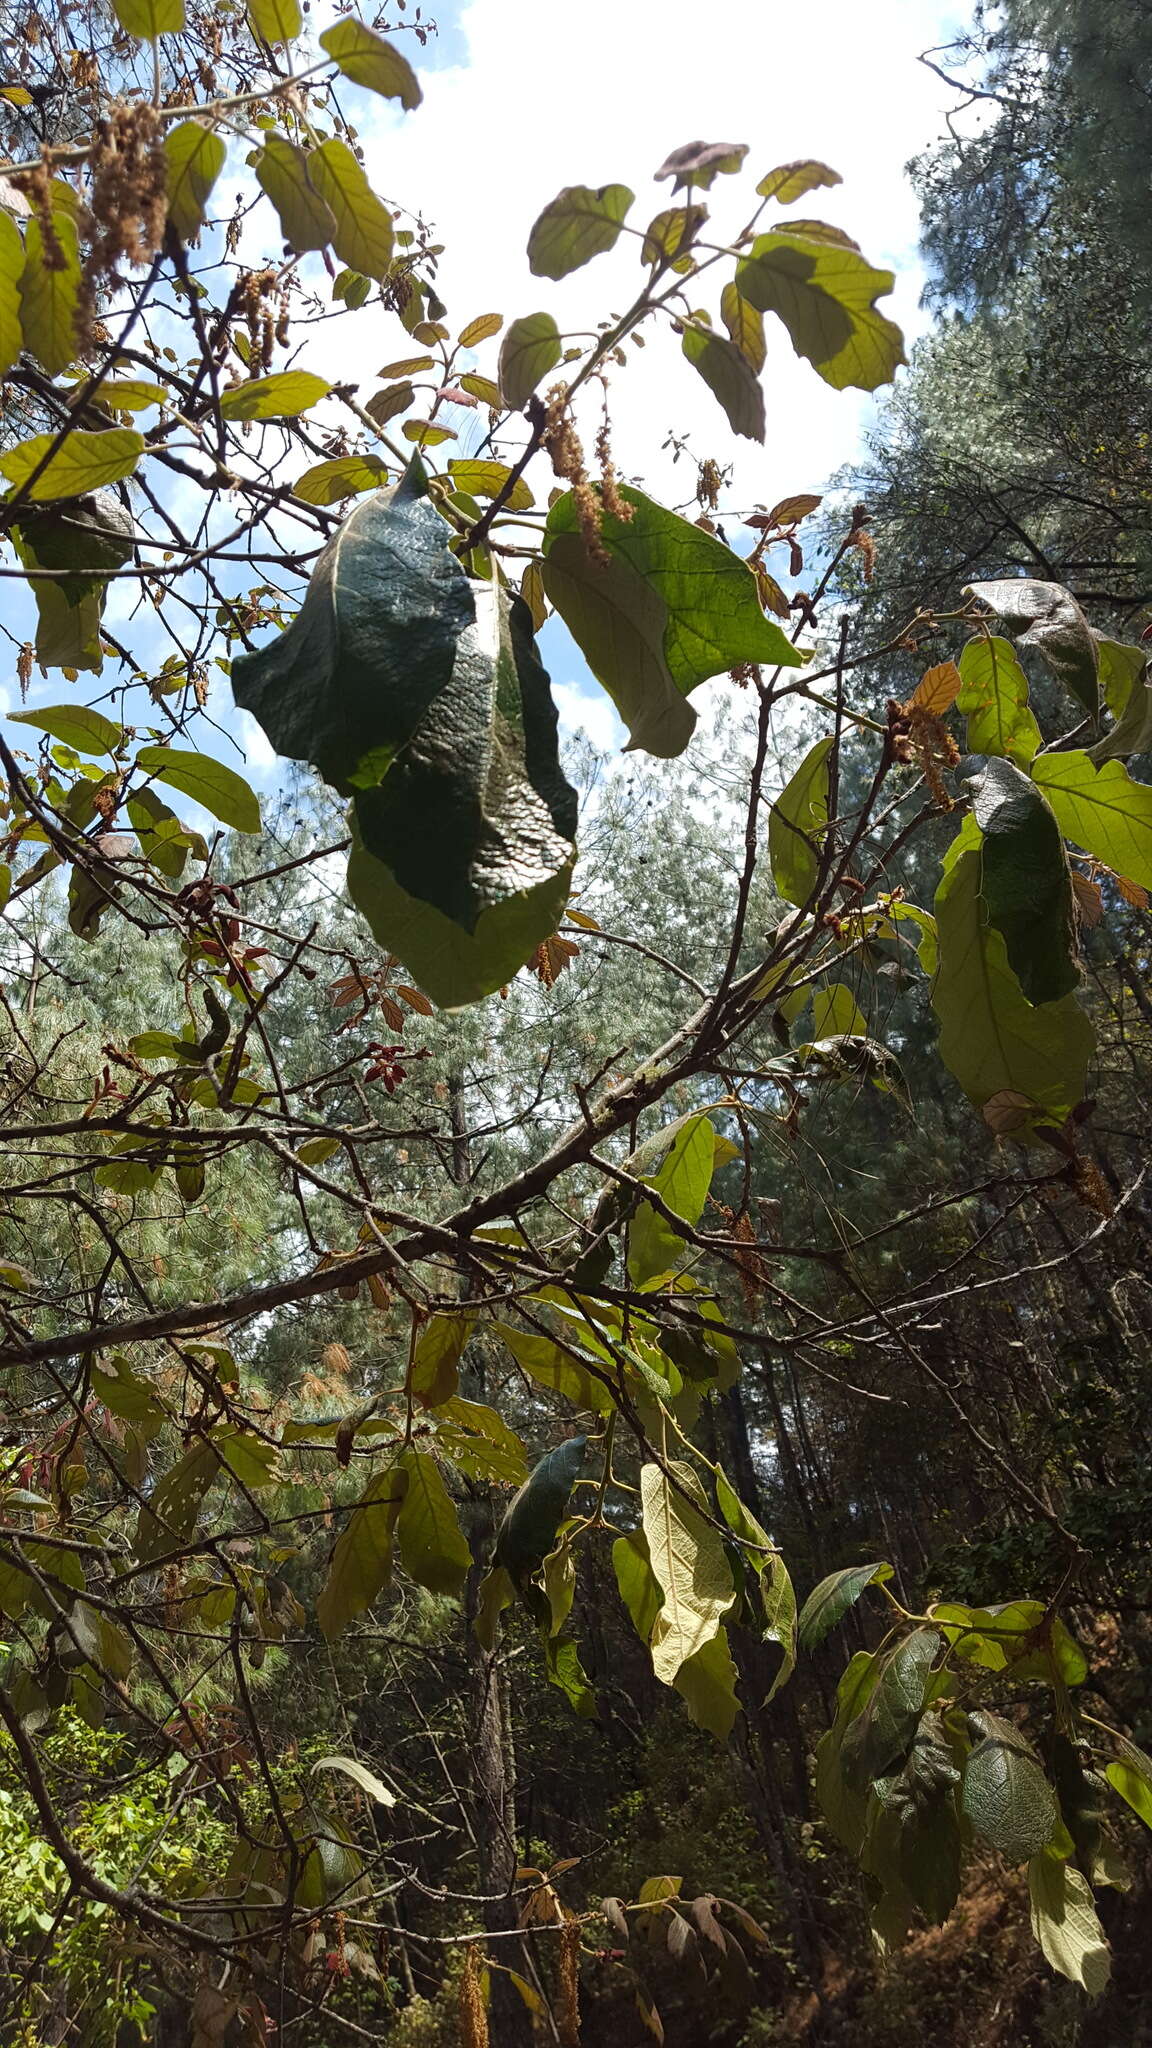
(1118, 874), (1149, 909)
(1071, 871), (1104, 929)
(654, 140), (749, 187)
(981, 1089), (1039, 1135)
(910, 659), (962, 715)
(754, 565), (791, 620)
(527, 933), (580, 988)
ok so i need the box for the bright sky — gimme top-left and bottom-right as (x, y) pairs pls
(346, 0), (968, 746)
(4, 0), (969, 779)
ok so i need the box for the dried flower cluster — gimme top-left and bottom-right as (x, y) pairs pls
(83, 100), (167, 304)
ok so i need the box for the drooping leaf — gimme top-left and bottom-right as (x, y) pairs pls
(931, 828), (1093, 1131)
(308, 139), (394, 280)
(135, 746), (261, 834)
(735, 226), (904, 391)
(681, 323), (765, 440)
(968, 578), (1099, 719)
(312, 1754), (396, 1806)
(542, 484), (804, 758)
(1105, 1757), (1152, 1831)
(494, 1437), (587, 1584)
(128, 786), (204, 879)
(220, 371), (330, 421)
(719, 282), (766, 371)
(956, 635), (1042, 766)
(395, 1447), (472, 1598)
(962, 1709), (1058, 1864)
(133, 1441), (221, 1564)
(346, 579), (576, 1006)
(674, 1627), (741, 1741)
(640, 1460), (734, 1684)
(815, 1650), (883, 1854)
(769, 735), (833, 907)
(256, 135), (338, 253)
(628, 1111), (717, 1284)
(320, 17), (421, 103)
(798, 1561), (891, 1649)
(233, 463), (472, 793)
(527, 183), (633, 278)
(165, 122), (227, 241)
(545, 1633), (597, 1717)
(293, 455), (388, 505)
(499, 312), (562, 410)
(841, 1628), (941, 1791)
(19, 212), (82, 375)
(0, 428), (142, 502)
(1090, 636), (1152, 761)
(968, 757), (1078, 1004)
(1031, 751), (1152, 892)
(317, 1462), (409, 1640)
(91, 1356), (166, 1441)
(436, 1398), (528, 1487)
(1028, 1851), (1111, 1992)
(408, 1312), (475, 1410)
(247, 0), (300, 42)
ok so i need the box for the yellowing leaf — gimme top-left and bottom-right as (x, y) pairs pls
(736, 225), (904, 391)
(957, 636), (1041, 765)
(0, 210), (23, 376)
(293, 455), (388, 505)
(447, 458), (533, 510)
(640, 1460), (733, 1684)
(165, 122), (226, 241)
(113, 0), (184, 34)
(720, 280), (766, 372)
(395, 1447), (471, 1597)
(319, 18), (422, 107)
(0, 427), (143, 501)
(1028, 1852), (1111, 1992)
(220, 371), (330, 421)
(458, 312), (503, 347)
(248, 0), (300, 43)
(19, 211), (80, 375)
(1031, 750), (1152, 892)
(308, 139), (394, 280)
(317, 1462), (408, 1640)
(757, 159), (842, 203)
(911, 659), (962, 714)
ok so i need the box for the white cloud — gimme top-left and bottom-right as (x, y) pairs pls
(551, 674), (625, 752)
(341, 0), (966, 507)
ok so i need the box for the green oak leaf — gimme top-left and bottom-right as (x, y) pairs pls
(542, 484), (804, 757)
(527, 183), (633, 278)
(735, 225), (904, 391)
(957, 635), (1042, 766)
(1031, 750), (1152, 892)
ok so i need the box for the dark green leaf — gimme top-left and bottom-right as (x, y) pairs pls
(10, 492), (134, 673)
(967, 578), (1099, 719)
(962, 1709), (1058, 1863)
(797, 1560), (891, 1649)
(494, 1436), (587, 1585)
(527, 183), (633, 278)
(841, 1628), (941, 1792)
(932, 819), (1094, 1131)
(968, 757), (1078, 1004)
(542, 484), (804, 758)
(133, 1441), (220, 1564)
